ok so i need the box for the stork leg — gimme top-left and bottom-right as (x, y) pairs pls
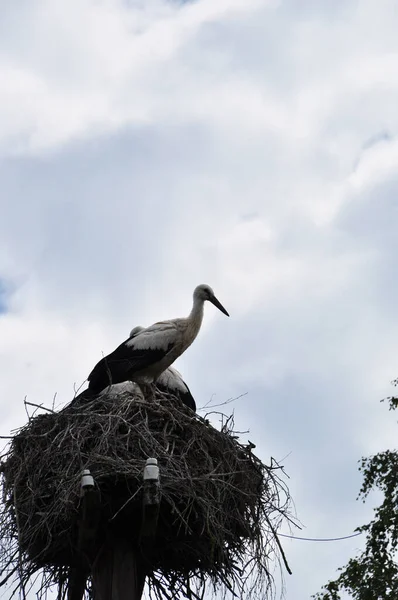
(138, 383), (156, 402)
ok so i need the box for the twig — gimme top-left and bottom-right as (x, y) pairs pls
(199, 392), (248, 411)
(24, 401), (55, 414)
(264, 513), (293, 575)
(109, 487), (142, 521)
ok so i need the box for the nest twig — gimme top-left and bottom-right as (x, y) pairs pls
(0, 388), (295, 599)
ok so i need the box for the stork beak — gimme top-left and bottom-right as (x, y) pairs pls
(209, 295), (230, 316)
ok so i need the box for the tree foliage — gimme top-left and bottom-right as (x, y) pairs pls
(314, 387), (398, 600)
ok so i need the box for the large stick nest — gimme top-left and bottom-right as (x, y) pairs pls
(0, 388), (294, 599)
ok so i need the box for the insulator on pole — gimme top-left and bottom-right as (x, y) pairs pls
(143, 458), (159, 482)
(80, 469), (95, 496)
(141, 458), (161, 540)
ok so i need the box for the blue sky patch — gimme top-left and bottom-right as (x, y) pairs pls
(0, 278), (10, 314)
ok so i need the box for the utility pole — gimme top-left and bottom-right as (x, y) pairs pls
(68, 470), (101, 600)
(92, 538), (146, 600)
(78, 460), (161, 600)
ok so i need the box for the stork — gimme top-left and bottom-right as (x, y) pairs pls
(96, 360), (196, 411)
(129, 326), (196, 411)
(98, 381), (141, 397)
(87, 284), (229, 395)
(157, 365), (196, 411)
(70, 380), (144, 408)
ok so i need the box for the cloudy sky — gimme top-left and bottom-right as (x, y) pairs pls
(2, 0), (398, 597)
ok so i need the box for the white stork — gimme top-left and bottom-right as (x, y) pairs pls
(156, 365), (196, 411)
(87, 284), (229, 395)
(129, 326), (196, 411)
(96, 360), (196, 411)
(98, 381), (141, 397)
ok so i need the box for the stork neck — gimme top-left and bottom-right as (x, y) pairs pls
(189, 297), (205, 327)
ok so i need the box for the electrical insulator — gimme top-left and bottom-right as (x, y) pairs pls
(143, 458), (159, 481)
(80, 469), (95, 495)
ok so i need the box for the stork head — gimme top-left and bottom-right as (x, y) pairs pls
(193, 284), (229, 316)
(129, 325), (145, 338)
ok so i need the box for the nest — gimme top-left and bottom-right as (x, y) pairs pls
(0, 388), (294, 600)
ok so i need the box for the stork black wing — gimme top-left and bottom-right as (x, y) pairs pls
(87, 338), (174, 394)
(179, 385), (196, 412)
(156, 379), (196, 412)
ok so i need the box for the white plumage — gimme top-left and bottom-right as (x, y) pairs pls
(129, 326), (196, 411)
(87, 284), (229, 395)
(98, 381), (141, 396)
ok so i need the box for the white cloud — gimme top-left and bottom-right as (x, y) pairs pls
(0, 0), (268, 154)
(349, 137), (398, 190)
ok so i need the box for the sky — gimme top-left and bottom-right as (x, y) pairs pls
(1, 0), (398, 598)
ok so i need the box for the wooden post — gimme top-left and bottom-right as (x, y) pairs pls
(92, 537), (146, 600)
(91, 458), (160, 600)
(68, 470), (101, 600)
